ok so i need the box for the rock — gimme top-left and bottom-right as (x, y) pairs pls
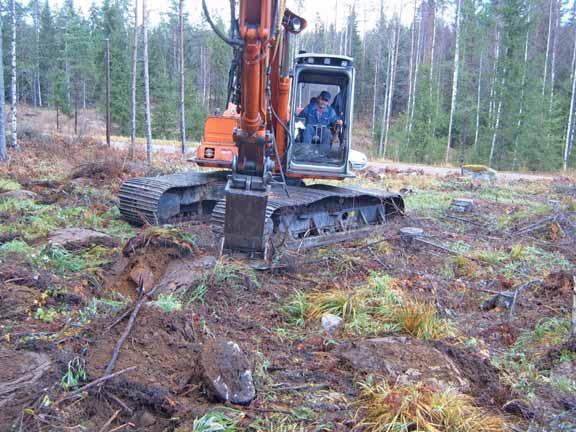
(399, 227), (424, 247)
(200, 338), (255, 405)
(503, 399), (535, 420)
(321, 313), (343, 333)
(48, 228), (118, 251)
(136, 410), (157, 428)
(480, 291), (515, 311)
(0, 190), (38, 201)
(129, 263), (155, 291)
(450, 198), (475, 213)
(461, 165), (497, 181)
(155, 256), (217, 295)
(335, 337), (469, 392)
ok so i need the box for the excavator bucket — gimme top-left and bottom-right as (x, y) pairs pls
(223, 186), (269, 256)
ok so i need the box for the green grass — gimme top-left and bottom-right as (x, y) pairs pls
(61, 357), (87, 390)
(284, 273), (453, 340)
(0, 178), (21, 192)
(152, 293), (183, 312)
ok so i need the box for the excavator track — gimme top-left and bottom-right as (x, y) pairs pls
(212, 183), (404, 258)
(119, 173), (404, 257)
(118, 171), (227, 225)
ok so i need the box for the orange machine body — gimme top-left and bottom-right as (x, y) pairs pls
(194, 2), (345, 180)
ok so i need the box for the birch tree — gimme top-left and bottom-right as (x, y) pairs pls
(380, 16), (399, 158)
(178, 0), (186, 155)
(130, 0), (139, 161)
(143, 0), (153, 164)
(445, 0), (461, 164)
(0, 15), (7, 162)
(564, 17), (576, 170)
(542, 0), (554, 96)
(10, 0), (18, 150)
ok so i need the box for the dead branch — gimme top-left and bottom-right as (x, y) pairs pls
(57, 367), (137, 404)
(101, 282), (164, 381)
(98, 410), (120, 432)
(509, 279), (544, 322)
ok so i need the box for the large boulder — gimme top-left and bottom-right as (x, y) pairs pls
(48, 228), (118, 250)
(335, 337), (469, 391)
(200, 338), (255, 405)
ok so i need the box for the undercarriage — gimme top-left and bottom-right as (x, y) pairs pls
(119, 172), (404, 258)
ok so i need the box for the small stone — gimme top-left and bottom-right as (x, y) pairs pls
(450, 198), (475, 213)
(200, 338), (255, 405)
(0, 190), (38, 201)
(321, 313), (343, 333)
(461, 165), (497, 181)
(137, 410), (157, 428)
(48, 228), (118, 251)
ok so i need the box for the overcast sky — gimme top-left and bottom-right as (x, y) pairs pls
(52, 0), (414, 32)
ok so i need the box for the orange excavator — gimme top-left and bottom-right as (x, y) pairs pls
(119, 0), (404, 259)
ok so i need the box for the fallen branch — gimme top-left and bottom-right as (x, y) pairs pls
(57, 367), (137, 404)
(509, 279), (544, 322)
(98, 409), (120, 432)
(101, 282), (164, 382)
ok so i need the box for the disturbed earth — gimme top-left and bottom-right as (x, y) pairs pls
(0, 138), (575, 431)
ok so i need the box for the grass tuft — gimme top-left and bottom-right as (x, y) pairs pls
(355, 381), (506, 432)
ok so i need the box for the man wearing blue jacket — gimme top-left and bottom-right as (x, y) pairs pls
(300, 91), (342, 153)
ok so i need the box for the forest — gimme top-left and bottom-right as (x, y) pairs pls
(0, 0), (575, 171)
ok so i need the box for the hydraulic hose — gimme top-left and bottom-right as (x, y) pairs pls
(201, 0), (243, 48)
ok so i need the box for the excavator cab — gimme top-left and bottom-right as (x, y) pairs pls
(287, 54), (355, 179)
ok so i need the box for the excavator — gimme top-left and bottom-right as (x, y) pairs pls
(119, 0), (404, 260)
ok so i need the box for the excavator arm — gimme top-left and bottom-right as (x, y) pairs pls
(214, 0), (306, 255)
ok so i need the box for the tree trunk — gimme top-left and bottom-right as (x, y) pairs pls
(0, 17), (7, 161)
(473, 52), (483, 152)
(429, 0), (436, 99)
(405, 0), (417, 134)
(489, 69), (506, 168)
(445, 0), (461, 164)
(408, 8), (422, 139)
(371, 58), (379, 137)
(488, 29), (500, 123)
(10, 0), (17, 150)
(564, 21), (576, 171)
(542, 0), (553, 96)
(142, 0), (153, 165)
(548, 0), (560, 116)
(178, 0), (186, 155)
(513, 23), (531, 169)
(130, 0), (139, 161)
(380, 18), (399, 159)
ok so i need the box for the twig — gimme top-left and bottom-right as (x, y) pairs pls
(508, 279), (543, 323)
(101, 283), (163, 381)
(98, 410), (120, 432)
(57, 367), (137, 404)
(105, 391), (134, 416)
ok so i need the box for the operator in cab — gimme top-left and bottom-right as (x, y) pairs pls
(300, 91), (343, 153)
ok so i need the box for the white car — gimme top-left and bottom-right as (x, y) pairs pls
(348, 149), (368, 171)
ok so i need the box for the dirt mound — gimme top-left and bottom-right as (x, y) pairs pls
(86, 307), (200, 415)
(335, 337), (470, 392)
(0, 349), (54, 427)
(432, 341), (511, 407)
